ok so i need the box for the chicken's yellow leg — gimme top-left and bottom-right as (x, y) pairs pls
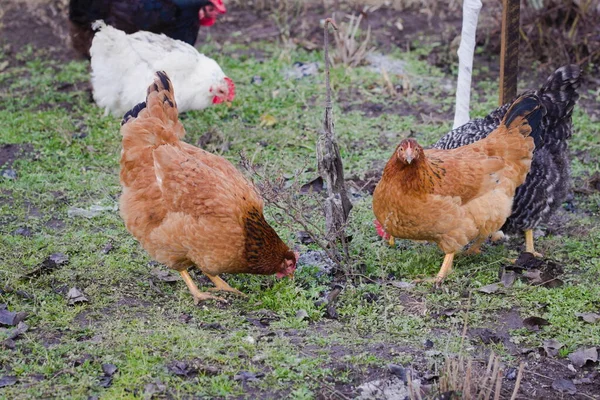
(179, 270), (226, 304)
(435, 253), (455, 284)
(388, 236), (395, 246)
(206, 274), (246, 296)
(524, 230), (543, 257)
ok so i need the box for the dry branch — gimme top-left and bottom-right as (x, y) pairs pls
(317, 18), (353, 263)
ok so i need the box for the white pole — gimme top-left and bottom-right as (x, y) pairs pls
(453, 0), (482, 129)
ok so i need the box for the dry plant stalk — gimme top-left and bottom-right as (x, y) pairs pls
(331, 12), (374, 67)
(318, 18), (353, 265)
(271, 0), (307, 42)
(239, 156), (347, 272)
(438, 351), (523, 400)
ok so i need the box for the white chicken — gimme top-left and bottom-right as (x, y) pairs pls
(89, 20), (235, 117)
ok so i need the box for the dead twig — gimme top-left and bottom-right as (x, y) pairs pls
(317, 18), (353, 273)
(331, 12), (374, 67)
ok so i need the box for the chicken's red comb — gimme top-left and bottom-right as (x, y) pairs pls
(209, 0), (227, 14)
(373, 219), (391, 240)
(225, 77), (235, 101)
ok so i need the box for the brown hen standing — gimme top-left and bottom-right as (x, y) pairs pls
(119, 71), (297, 304)
(373, 94), (545, 284)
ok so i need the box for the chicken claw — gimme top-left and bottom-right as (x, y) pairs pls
(179, 270), (227, 304)
(524, 230), (543, 258)
(206, 274), (247, 297)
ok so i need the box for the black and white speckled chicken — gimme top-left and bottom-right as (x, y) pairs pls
(434, 64), (581, 256)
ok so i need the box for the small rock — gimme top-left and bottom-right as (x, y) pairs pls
(423, 339), (434, 349)
(243, 335), (256, 345)
(250, 76), (263, 85)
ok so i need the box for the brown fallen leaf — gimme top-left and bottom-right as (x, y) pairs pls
(478, 283), (502, 294)
(0, 305), (28, 327)
(500, 269), (517, 288)
(523, 316), (550, 331)
(575, 312), (600, 324)
(300, 176), (324, 194)
(67, 287), (88, 305)
(542, 339), (563, 357)
(568, 347), (598, 368)
(552, 378), (577, 395)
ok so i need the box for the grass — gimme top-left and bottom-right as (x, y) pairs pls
(1, 33), (600, 399)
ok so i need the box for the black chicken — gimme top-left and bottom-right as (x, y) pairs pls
(69, 0), (226, 58)
(434, 65), (581, 256)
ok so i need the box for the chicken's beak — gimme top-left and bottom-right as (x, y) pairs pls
(405, 147), (414, 164)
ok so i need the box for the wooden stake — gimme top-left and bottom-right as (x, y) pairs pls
(317, 18), (352, 261)
(499, 0), (520, 105)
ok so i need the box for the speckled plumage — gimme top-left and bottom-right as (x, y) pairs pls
(434, 65), (581, 234)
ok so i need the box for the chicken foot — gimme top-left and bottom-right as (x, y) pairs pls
(179, 270), (226, 304)
(435, 253), (455, 284)
(206, 274), (247, 297)
(524, 229), (543, 257)
(413, 253), (455, 285)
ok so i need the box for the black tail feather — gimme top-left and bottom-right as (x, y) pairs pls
(121, 101), (146, 126)
(504, 94), (546, 149)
